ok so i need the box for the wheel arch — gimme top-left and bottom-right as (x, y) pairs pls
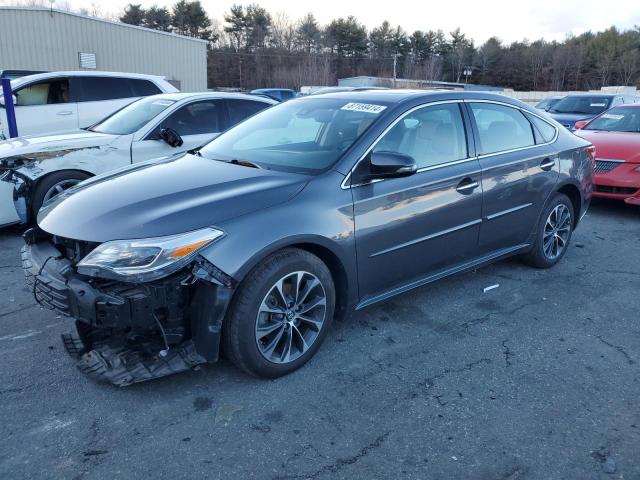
(556, 181), (583, 227)
(30, 168), (94, 216)
(227, 235), (355, 320)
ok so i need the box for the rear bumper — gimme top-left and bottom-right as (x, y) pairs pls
(22, 234), (235, 385)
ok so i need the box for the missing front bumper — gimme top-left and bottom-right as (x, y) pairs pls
(22, 234), (235, 386)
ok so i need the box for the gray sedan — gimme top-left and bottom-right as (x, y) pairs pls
(22, 90), (593, 385)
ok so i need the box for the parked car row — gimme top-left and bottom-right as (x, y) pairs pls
(0, 90), (276, 227)
(534, 92), (640, 205)
(0, 71), (180, 139)
(573, 104), (640, 205)
(9, 86), (594, 385)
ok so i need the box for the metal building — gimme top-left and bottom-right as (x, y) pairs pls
(0, 6), (207, 91)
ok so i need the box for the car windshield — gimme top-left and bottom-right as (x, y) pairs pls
(549, 96), (612, 115)
(584, 107), (640, 132)
(199, 97), (388, 173)
(89, 96), (176, 135)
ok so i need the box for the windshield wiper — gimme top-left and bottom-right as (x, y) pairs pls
(229, 158), (262, 169)
(205, 156), (263, 169)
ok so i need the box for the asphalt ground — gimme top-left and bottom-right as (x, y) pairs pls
(0, 198), (638, 480)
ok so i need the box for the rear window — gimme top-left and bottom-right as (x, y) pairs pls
(470, 103), (535, 154)
(525, 113), (557, 143)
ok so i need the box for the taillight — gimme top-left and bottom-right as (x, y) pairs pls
(585, 145), (596, 165)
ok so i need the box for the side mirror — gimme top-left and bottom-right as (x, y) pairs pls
(369, 151), (418, 179)
(574, 120), (588, 130)
(159, 127), (183, 148)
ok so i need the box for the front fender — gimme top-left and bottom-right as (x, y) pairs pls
(197, 171), (359, 305)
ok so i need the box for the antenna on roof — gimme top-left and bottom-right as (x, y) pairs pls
(49, 0), (55, 17)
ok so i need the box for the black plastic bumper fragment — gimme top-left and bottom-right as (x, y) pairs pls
(22, 236), (236, 386)
(75, 340), (206, 387)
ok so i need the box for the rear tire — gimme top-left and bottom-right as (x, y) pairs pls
(31, 171), (90, 220)
(222, 248), (335, 378)
(521, 193), (574, 268)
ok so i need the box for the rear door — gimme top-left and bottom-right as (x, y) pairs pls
(352, 101), (483, 301)
(467, 101), (560, 253)
(131, 99), (227, 162)
(76, 76), (148, 127)
(12, 77), (78, 135)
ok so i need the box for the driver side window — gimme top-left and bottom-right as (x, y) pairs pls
(372, 103), (468, 169)
(15, 78), (71, 106)
(153, 100), (224, 137)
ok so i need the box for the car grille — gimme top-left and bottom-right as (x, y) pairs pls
(594, 185), (638, 195)
(594, 160), (622, 174)
(34, 275), (71, 314)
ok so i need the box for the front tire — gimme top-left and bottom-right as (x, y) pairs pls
(222, 248), (335, 378)
(521, 193), (574, 268)
(31, 171), (90, 219)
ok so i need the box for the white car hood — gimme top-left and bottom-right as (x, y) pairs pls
(0, 130), (117, 159)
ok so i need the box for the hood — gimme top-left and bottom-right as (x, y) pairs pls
(37, 153), (309, 242)
(0, 130), (116, 161)
(548, 113), (594, 129)
(574, 130), (640, 163)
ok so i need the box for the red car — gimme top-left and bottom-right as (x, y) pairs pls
(574, 105), (640, 205)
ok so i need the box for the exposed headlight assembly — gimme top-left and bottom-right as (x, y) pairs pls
(77, 228), (224, 282)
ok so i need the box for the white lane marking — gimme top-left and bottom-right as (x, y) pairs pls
(0, 330), (42, 341)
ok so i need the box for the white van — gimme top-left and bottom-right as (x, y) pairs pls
(0, 71), (179, 139)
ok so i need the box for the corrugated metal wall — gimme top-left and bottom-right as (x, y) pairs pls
(0, 8), (207, 91)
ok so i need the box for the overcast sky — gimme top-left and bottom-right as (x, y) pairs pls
(44, 0), (640, 44)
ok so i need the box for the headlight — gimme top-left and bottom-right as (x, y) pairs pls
(77, 227), (224, 282)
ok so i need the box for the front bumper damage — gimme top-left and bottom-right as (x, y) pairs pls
(22, 228), (236, 386)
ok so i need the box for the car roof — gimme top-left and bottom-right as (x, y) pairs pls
(562, 93), (618, 98)
(147, 92), (278, 104)
(251, 88), (295, 93)
(10, 71), (169, 86)
(298, 89), (528, 107)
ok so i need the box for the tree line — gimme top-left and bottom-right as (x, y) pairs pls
(115, 2), (640, 91)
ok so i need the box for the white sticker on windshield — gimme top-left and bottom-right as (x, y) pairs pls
(341, 102), (387, 114)
(601, 113), (624, 120)
(590, 103), (607, 107)
(152, 100), (175, 106)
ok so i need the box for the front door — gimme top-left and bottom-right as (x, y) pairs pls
(351, 102), (483, 302)
(131, 99), (226, 163)
(13, 77), (78, 135)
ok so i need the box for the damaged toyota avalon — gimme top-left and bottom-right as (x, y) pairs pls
(22, 90), (593, 386)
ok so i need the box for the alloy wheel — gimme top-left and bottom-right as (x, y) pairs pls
(543, 204), (572, 260)
(42, 179), (81, 204)
(255, 271), (327, 364)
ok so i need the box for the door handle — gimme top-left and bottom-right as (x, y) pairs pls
(56, 111), (73, 116)
(540, 158), (555, 171)
(456, 178), (479, 194)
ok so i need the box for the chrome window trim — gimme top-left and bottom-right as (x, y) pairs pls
(340, 99), (468, 190)
(465, 99), (560, 159)
(341, 98), (559, 189)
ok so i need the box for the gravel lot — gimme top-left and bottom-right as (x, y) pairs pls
(0, 199), (638, 480)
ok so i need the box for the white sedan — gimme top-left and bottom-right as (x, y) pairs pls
(0, 92), (276, 226)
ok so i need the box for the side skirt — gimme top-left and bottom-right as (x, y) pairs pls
(355, 243), (531, 310)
